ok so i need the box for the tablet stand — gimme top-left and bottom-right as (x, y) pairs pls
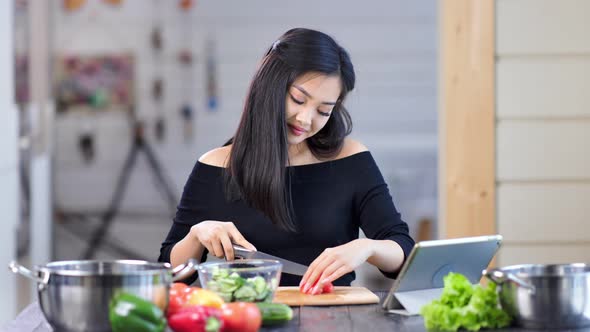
(385, 288), (444, 316)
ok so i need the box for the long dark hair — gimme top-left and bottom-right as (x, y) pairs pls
(224, 28), (355, 232)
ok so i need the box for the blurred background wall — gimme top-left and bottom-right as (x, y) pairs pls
(1, 0), (19, 323)
(48, 1), (438, 243)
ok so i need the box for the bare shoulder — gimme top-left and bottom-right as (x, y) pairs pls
(336, 138), (369, 159)
(198, 145), (231, 167)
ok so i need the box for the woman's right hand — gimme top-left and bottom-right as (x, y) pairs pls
(189, 221), (256, 261)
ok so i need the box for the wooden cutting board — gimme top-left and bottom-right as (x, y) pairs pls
(273, 286), (380, 306)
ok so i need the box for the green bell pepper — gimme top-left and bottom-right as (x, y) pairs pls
(109, 292), (167, 332)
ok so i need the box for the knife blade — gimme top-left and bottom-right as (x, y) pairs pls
(232, 244), (308, 276)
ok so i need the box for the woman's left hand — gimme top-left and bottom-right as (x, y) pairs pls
(299, 239), (373, 295)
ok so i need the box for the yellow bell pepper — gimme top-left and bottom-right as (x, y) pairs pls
(186, 287), (225, 308)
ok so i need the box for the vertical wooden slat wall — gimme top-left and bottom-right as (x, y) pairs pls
(440, 0), (496, 238)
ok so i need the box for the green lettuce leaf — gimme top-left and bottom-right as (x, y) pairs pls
(439, 273), (474, 308)
(420, 272), (511, 331)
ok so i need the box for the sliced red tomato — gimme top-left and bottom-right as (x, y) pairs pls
(301, 279), (334, 295)
(322, 282), (334, 294)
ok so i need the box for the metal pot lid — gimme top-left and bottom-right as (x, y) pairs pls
(499, 263), (590, 277)
(36, 260), (173, 277)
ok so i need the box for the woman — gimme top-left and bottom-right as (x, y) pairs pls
(158, 28), (414, 295)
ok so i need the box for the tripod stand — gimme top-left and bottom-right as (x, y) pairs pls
(82, 121), (178, 259)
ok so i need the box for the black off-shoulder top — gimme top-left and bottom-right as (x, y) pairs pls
(158, 151), (415, 286)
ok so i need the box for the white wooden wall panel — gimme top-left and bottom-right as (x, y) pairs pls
(496, 121), (590, 181)
(496, 0), (590, 54)
(499, 244), (590, 266)
(497, 58), (590, 118)
(496, 0), (590, 266)
(497, 183), (590, 242)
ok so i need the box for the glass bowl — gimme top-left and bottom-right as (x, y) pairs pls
(197, 259), (282, 303)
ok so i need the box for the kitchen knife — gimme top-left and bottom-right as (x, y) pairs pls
(232, 244), (308, 276)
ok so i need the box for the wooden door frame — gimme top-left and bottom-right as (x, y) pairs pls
(439, 0), (496, 238)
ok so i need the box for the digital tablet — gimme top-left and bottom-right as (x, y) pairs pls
(382, 235), (503, 315)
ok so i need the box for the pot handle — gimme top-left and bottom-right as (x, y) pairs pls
(171, 258), (199, 282)
(8, 261), (50, 290)
(482, 268), (536, 294)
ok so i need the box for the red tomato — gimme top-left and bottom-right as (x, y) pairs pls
(220, 302), (262, 332)
(301, 279), (334, 295)
(322, 282), (334, 294)
(299, 278), (315, 295)
(171, 282), (189, 294)
(167, 282), (190, 317)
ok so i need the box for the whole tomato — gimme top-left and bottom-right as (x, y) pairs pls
(220, 302), (262, 332)
(167, 282), (190, 317)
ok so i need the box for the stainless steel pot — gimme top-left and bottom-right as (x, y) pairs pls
(483, 263), (590, 329)
(9, 259), (197, 332)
